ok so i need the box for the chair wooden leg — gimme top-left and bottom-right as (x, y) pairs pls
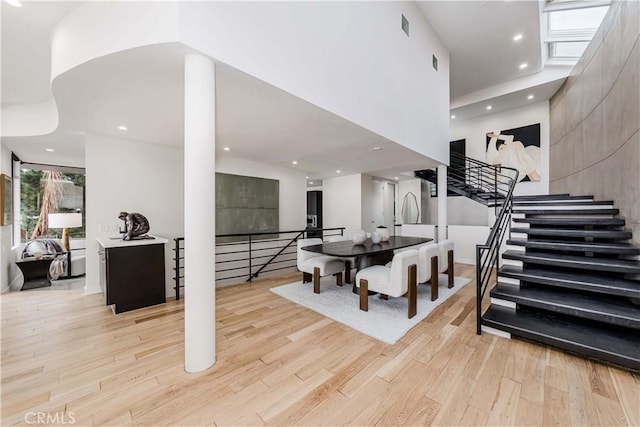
(430, 256), (439, 301)
(335, 273), (343, 287)
(447, 250), (454, 288)
(302, 272), (312, 283)
(313, 267), (320, 294)
(359, 279), (369, 312)
(408, 264), (417, 319)
(379, 294), (388, 300)
(345, 260), (351, 283)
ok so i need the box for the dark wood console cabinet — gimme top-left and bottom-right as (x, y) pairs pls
(99, 241), (166, 314)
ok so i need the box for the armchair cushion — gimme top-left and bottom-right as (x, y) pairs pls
(418, 243), (439, 283)
(438, 239), (455, 273)
(297, 238), (323, 270)
(299, 256), (345, 276)
(356, 249), (418, 298)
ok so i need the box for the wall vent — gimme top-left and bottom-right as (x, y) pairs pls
(432, 55), (438, 71)
(401, 14), (409, 36)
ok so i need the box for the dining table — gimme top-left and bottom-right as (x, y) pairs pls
(302, 235), (432, 292)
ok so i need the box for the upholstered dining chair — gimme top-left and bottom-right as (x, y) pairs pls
(297, 238), (346, 294)
(324, 235), (356, 283)
(418, 243), (440, 301)
(356, 249), (418, 319)
(438, 239), (455, 288)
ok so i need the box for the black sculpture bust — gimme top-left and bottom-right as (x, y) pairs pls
(118, 212), (151, 240)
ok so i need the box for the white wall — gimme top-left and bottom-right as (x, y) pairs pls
(451, 100), (550, 197)
(361, 175), (376, 233)
(0, 143), (13, 292)
(323, 174), (363, 238)
(85, 134), (184, 297)
(180, 1), (450, 164)
(216, 156), (307, 232)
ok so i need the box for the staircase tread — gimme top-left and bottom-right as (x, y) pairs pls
(513, 200), (614, 206)
(491, 284), (640, 326)
(512, 194), (592, 201)
(506, 238), (640, 254)
(512, 218), (626, 226)
(482, 305), (640, 369)
(510, 227), (632, 238)
(512, 208), (619, 215)
(503, 250), (640, 272)
(498, 265), (640, 297)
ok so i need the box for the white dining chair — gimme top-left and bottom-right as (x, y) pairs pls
(325, 234), (356, 283)
(418, 243), (440, 301)
(297, 238), (346, 294)
(356, 249), (418, 319)
(438, 239), (455, 288)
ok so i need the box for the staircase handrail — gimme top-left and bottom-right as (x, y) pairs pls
(475, 166), (519, 334)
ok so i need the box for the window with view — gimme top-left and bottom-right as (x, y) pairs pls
(20, 167), (85, 241)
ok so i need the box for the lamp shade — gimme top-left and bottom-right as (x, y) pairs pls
(48, 213), (82, 228)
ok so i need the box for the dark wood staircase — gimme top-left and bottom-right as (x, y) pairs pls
(483, 194), (640, 371)
(415, 155), (640, 371)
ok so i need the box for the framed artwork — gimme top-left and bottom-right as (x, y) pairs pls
(486, 123), (541, 182)
(1, 174), (12, 226)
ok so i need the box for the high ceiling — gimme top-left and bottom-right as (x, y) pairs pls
(418, 1), (544, 101)
(1, 1), (568, 176)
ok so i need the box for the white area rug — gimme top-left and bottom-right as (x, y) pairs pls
(270, 274), (471, 345)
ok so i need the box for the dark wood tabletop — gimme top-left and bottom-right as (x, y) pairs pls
(301, 236), (432, 257)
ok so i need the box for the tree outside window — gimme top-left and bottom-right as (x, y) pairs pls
(20, 168), (85, 241)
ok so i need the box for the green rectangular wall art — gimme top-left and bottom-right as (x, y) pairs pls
(215, 173), (279, 241)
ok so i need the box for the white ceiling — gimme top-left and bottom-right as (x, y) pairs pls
(1, 1), (82, 104)
(1, 1), (568, 179)
(418, 1), (544, 101)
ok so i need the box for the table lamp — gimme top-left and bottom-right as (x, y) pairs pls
(48, 213), (82, 251)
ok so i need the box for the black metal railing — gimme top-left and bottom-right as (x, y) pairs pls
(475, 164), (519, 335)
(173, 227), (345, 300)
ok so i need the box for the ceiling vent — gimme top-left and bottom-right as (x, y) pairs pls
(401, 14), (409, 36)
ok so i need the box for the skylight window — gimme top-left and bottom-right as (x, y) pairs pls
(548, 6), (609, 33)
(544, 1), (610, 61)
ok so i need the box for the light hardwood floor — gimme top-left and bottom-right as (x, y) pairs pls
(2, 264), (639, 426)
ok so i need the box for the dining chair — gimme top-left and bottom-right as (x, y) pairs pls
(297, 238), (346, 294)
(356, 249), (418, 319)
(324, 235), (356, 283)
(438, 239), (455, 288)
(418, 243), (440, 301)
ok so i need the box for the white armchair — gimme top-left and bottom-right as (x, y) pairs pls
(356, 249), (418, 319)
(325, 235), (356, 283)
(418, 243), (440, 301)
(297, 238), (346, 294)
(438, 239), (455, 288)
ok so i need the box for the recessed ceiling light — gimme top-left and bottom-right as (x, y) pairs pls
(450, 115), (456, 119)
(305, 176), (309, 179)
(117, 125), (128, 131)
(513, 33), (523, 41)
(486, 105), (492, 110)
(3, 0), (22, 7)
(373, 146), (382, 151)
(527, 94), (535, 100)
(394, 177), (399, 180)
(336, 170), (341, 174)
(45, 148), (55, 152)
(292, 160), (298, 165)
(223, 147), (230, 151)
(309, 181), (314, 185)
(519, 63), (528, 69)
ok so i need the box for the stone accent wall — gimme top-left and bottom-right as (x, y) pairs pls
(549, 1), (640, 244)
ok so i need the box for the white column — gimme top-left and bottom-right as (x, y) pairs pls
(437, 165), (447, 242)
(184, 54), (216, 373)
